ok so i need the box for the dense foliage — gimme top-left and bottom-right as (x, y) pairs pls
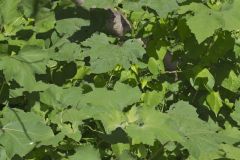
(0, 0), (240, 159)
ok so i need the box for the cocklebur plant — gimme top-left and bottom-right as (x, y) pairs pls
(0, 0), (239, 160)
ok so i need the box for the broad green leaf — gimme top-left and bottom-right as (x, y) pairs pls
(125, 107), (183, 145)
(168, 101), (223, 160)
(18, 46), (50, 74)
(206, 91), (223, 115)
(118, 151), (136, 160)
(55, 18), (90, 36)
(2, 17), (30, 36)
(120, 70), (137, 82)
(41, 83), (140, 133)
(34, 7), (55, 33)
(19, 0), (38, 17)
(0, 0), (21, 25)
(81, 0), (118, 8)
(38, 132), (64, 148)
(148, 57), (164, 75)
(231, 99), (240, 125)
(49, 108), (89, 141)
(60, 124), (81, 142)
(81, 105), (127, 133)
(82, 33), (145, 73)
(0, 56), (37, 90)
(74, 83), (141, 133)
(40, 85), (83, 109)
(0, 146), (9, 160)
(40, 83), (141, 109)
(112, 143), (130, 157)
(221, 70), (240, 93)
(219, 125), (240, 145)
(7, 35), (45, 48)
(0, 0), (239, 159)
(69, 145), (101, 160)
(50, 41), (83, 63)
(79, 82), (141, 110)
(123, 0), (178, 18)
(221, 144), (240, 160)
(191, 68), (215, 91)
(179, 1), (240, 43)
(0, 107), (54, 158)
(19, 0), (52, 18)
(52, 103), (125, 134)
(0, 46), (51, 91)
(126, 106), (139, 123)
(143, 90), (165, 107)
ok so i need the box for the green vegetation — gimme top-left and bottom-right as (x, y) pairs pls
(0, 0), (240, 159)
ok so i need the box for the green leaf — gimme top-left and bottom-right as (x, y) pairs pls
(231, 99), (240, 125)
(55, 18), (90, 36)
(143, 90), (165, 107)
(34, 7), (55, 33)
(148, 57), (164, 75)
(81, 0), (118, 8)
(0, 146), (10, 160)
(125, 107), (183, 145)
(221, 70), (240, 93)
(191, 68), (215, 91)
(180, 1), (240, 43)
(0, 47), (51, 91)
(168, 101), (223, 160)
(50, 41), (83, 63)
(49, 108), (89, 141)
(123, 0), (178, 18)
(19, 0), (52, 18)
(82, 105), (127, 133)
(0, 0), (239, 159)
(118, 150), (136, 160)
(40, 85), (83, 109)
(0, 107), (54, 158)
(18, 46), (50, 74)
(19, 0), (37, 17)
(0, 0), (21, 25)
(82, 33), (145, 73)
(69, 145), (101, 160)
(112, 143), (130, 157)
(0, 56), (36, 90)
(206, 91), (223, 115)
(221, 144), (240, 160)
(77, 83), (141, 133)
(79, 82), (141, 110)
(41, 83), (140, 133)
(119, 70), (137, 82)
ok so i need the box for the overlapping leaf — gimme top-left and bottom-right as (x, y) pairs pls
(122, 0), (178, 17)
(69, 145), (101, 160)
(0, 0), (239, 159)
(179, 1), (240, 43)
(82, 33), (145, 73)
(125, 107), (183, 145)
(168, 101), (224, 159)
(221, 70), (240, 93)
(0, 107), (54, 158)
